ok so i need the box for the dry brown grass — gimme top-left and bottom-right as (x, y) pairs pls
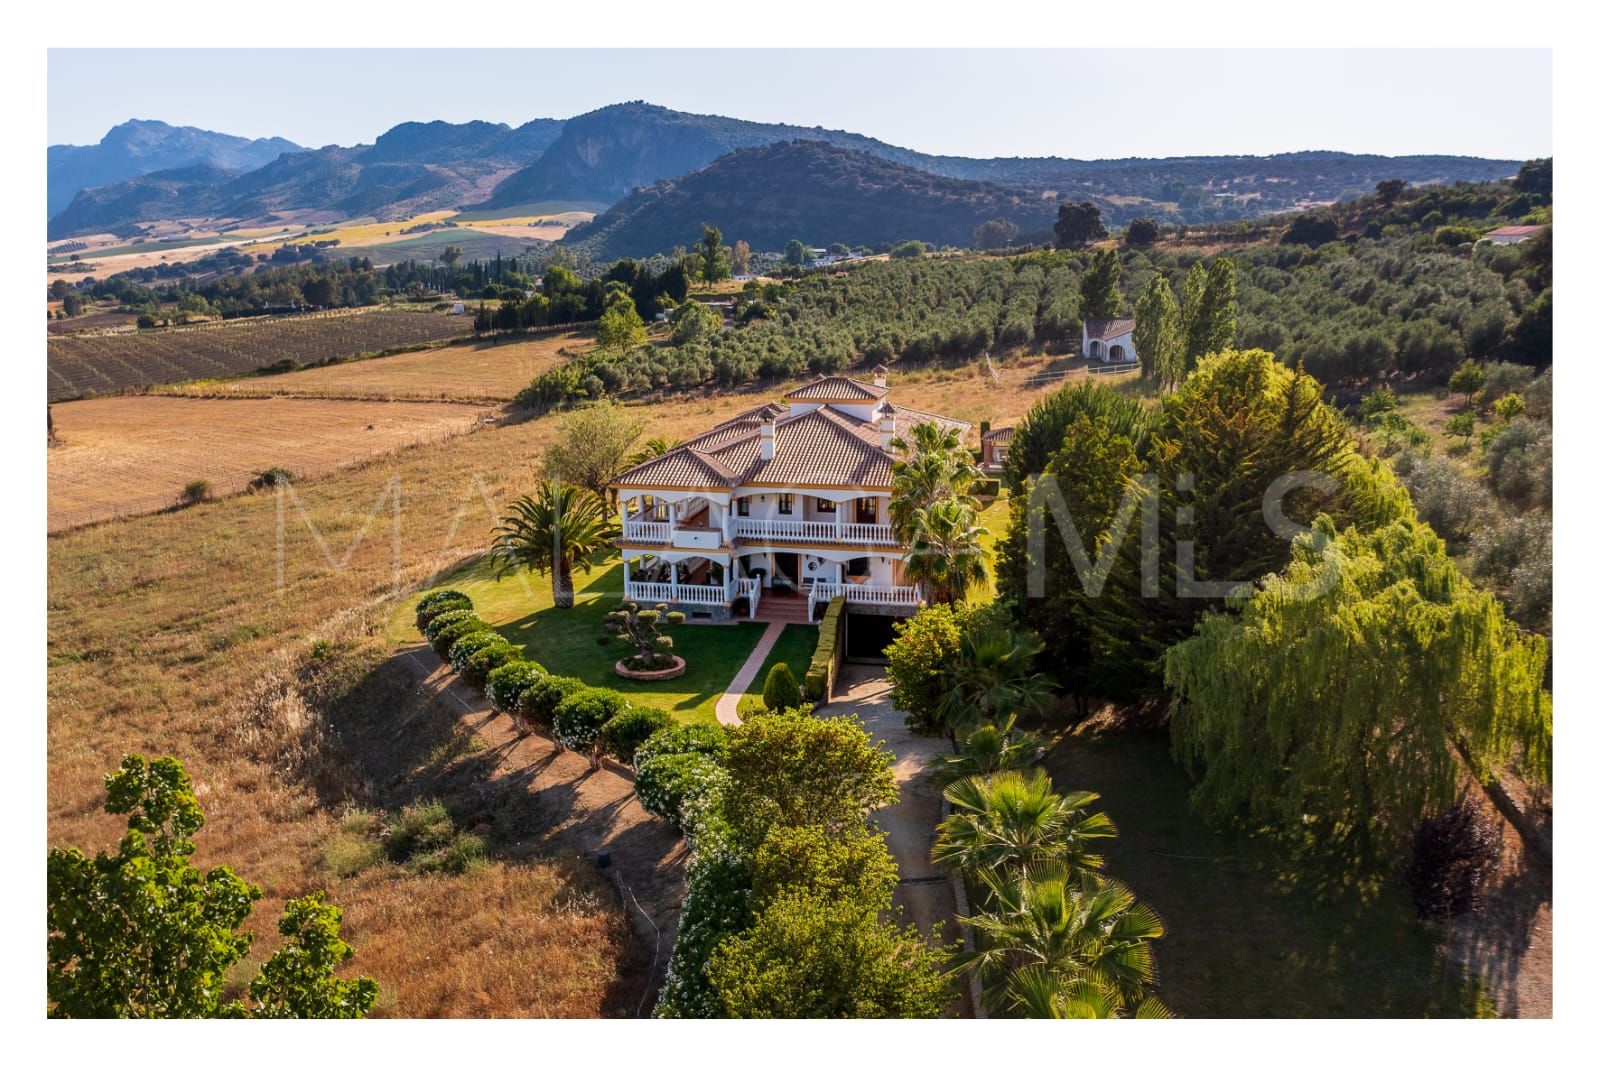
(48, 395), (497, 532)
(162, 330), (596, 403)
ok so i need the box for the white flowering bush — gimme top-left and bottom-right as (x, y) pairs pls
(553, 687), (630, 766)
(633, 722), (730, 772)
(485, 660), (545, 715)
(636, 753), (730, 831)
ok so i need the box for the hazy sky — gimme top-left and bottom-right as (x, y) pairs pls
(49, 49), (1552, 160)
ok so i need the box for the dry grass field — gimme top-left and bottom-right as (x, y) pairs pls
(48, 396), (497, 532)
(164, 329), (595, 403)
(48, 307), (477, 401)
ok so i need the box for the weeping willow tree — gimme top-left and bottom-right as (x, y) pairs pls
(1165, 515), (1551, 862)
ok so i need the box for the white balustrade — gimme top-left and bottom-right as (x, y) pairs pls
(622, 520), (669, 542)
(732, 517), (896, 546)
(806, 581), (923, 614)
(623, 581), (728, 606)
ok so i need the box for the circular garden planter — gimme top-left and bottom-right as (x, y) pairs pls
(615, 655), (687, 681)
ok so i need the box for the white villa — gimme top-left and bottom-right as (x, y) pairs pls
(609, 371), (971, 623)
(1083, 316), (1137, 364)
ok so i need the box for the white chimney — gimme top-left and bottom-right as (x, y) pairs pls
(760, 416), (776, 461)
(879, 413), (897, 452)
(872, 364), (888, 389)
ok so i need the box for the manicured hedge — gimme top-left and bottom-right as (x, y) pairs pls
(415, 589), (473, 633)
(486, 660), (546, 715)
(449, 629), (508, 673)
(803, 596), (846, 702)
(554, 687), (632, 754)
(463, 640), (520, 686)
(601, 706), (673, 763)
(635, 752), (730, 831)
(634, 722), (730, 770)
(519, 675), (590, 731)
(424, 607), (477, 644)
(430, 614), (488, 657)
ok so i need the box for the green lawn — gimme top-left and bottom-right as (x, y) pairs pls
(736, 623), (822, 717)
(1042, 722), (1490, 1018)
(970, 492), (1010, 604)
(388, 552), (774, 724)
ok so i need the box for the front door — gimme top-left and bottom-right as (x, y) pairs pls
(773, 552), (799, 589)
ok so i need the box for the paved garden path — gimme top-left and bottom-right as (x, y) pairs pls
(713, 621), (786, 725)
(819, 663), (974, 1018)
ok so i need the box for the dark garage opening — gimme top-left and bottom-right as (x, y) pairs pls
(843, 611), (897, 662)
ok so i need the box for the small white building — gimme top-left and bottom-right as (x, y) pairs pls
(1483, 225), (1543, 245)
(1083, 316), (1138, 364)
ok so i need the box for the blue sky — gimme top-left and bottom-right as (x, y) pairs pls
(49, 49), (1552, 160)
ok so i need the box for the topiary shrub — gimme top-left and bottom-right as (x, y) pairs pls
(762, 662), (803, 713)
(554, 687), (632, 768)
(416, 589), (473, 633)
(634, 721), (730, 771)
(424, 607), (476, 642)
(601, 706), (674, 763)
(463, 639), (520, 687)
(635, 752), (730, 831)
(486, 660), (545, 716)
(519, 675), (589, 733)
(429, 613), (488, 657)
(448, 629), (507, 673)
(1405, 801), (1499, 921)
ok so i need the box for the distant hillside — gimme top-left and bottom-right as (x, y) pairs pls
(564, 139), (1062, 257)
(48, 118), (564, 239)
(48, 119), (301, 219)
(488, 102), (1519, 224)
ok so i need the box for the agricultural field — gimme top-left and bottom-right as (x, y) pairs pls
(47, 307), (476, 401)
(47, 395), (496, 531)
(164, 329), (596, 403)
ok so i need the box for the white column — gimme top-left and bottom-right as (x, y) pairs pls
(623, 558), (631, 594)
(835, 500), (843, 540)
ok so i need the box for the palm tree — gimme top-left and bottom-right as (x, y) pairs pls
(933, 770), (1116, 880)
(887, 421), (980, 540)
(936, 624), (1056, 730)
(1002, 962), (1173, 1019)
(958, 867), (1165, 1018)
(931, 714), (1041, 786)
(903, 497), (989, 604)
(489, 482), (612, 608)
(625, 436), (682, 470)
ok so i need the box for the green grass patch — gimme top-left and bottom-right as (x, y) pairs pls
(1041, 722), (1485, 1017)
(737, 623), (822, 717)
(969, 491), (1009, 604)
(390, 552), (769, 724)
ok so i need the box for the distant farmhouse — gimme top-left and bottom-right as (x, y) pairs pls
(1084, 315), (1138, 365)
(980, 425), (1013, 474)
(1483, 225), (1543, 245)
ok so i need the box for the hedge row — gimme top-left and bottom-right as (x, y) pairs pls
(803, 596), (846, 702)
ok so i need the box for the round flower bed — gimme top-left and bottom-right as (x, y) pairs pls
(615, 655), (687, 681)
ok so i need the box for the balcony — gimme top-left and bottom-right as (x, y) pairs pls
(623, 580), (727, 606)
(731, 517), (897, 547)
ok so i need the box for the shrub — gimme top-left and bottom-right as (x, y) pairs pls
(890, 240), (926, 259)
(554, 687), (630, 752)
(463, 640), (520, 687)
(385, 801), (457, 862)
(1478, 361), (1535, 404)
(519, 674), (590, 731)
(635, 752), (730, 830)
(1443, 412), (1477, 438)
(1447, 360), (1485, 396)
(429, 614), (488, 657)
(248, 467), (295, 490)
(485, 660), (545, 715)
(884, 602), (966, 736)
(762, 663), (804, 713)
(179, 479), (212, 506)
(407, 831), (488, 875)
(1404, 801), (1499, 921)
(1493, 392), (1525, 421)
(424, 607), (476, 642)
(601, 706), (674, 763)
(634, 722), (730, 770)
(1358, 388), (1397, 421)
(416, 589), (473, 631)
(448, 629), (507, 673)
(803, 596), (846, 702)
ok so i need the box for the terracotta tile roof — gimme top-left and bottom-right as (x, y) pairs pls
(708, 407), (895, 487)
(1085, 316), (1137, 340)
(682, 402), (787, 451)
(982, 425), (1014, 443)
(613, 446), (739, 488)
(1486, 225), (1543, 238)
(783, 375), (887, 401)
(881, 402), (973, 436)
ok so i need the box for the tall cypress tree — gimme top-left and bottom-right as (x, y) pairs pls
(1078, 248), (1123, 321)
(1133, 275), (1182, 390)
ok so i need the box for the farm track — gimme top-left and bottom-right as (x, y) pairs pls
(47, 307), (476, 402)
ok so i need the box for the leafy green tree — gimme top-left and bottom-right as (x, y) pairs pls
(540, 399), (645, 505)
(974, 217), (1021, 250)
(784, 239), (809, 267)
(1177, 261), (1209, 368)
(1184, 257), (1236, 366)
(1134, 274), (1183, 389)
(697, 223), (731, 282)
(934, 770), (1115, 880)
(597, 295), (648, 349)
(958, 868), (1164, 1019)
(890, 240), (927, 259)
(1078, 248), (1122, 320)
(490, 481), (613, 608)
(1448, 359), (1486, 396)
(669, 299), (722, 345)
(1375, 178), (1408, 205)
(1053, 201), (1107, 249)
(48, 755), (375, 1018)
(1513, 158), (1552, 197)
(730, 239), (751, 276)
(723, 713), (898, 844)
(708, 890), (949, 1017)
(1124, 218), (1159, 247)
(1002, 965), (1172, 1018)
(440, 245), (463, 272)
(885, 603), (966, 738)
(747, 823), (899, 906)
(1166, 515), (1551, 861)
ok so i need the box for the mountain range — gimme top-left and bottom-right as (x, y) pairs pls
(49, 103), (1523, 252)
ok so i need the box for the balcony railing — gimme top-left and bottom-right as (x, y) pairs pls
(807, 581), (923, 614)
(732, 518), (897, 546)
(624, 580), (728, 606)
(621, 520), (669, 542)
(734, 577), (761, 619)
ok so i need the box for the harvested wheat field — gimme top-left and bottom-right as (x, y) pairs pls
(48, 395), (497, 531)
(164, 329), (595, 403)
